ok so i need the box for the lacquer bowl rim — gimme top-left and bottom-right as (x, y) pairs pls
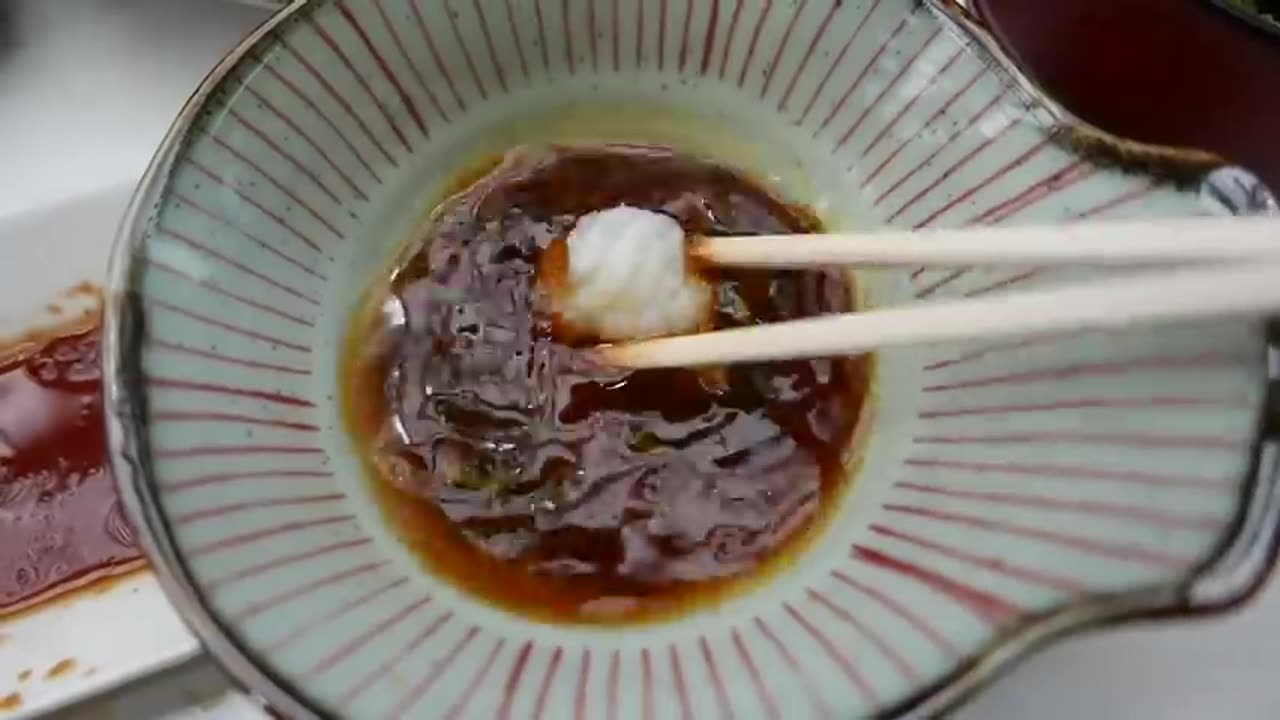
(103, 1), (1280, 717)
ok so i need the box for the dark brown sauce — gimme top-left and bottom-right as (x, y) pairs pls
(0, 322), (142, 616)
(974, 0), (1280, 188)
(346, 146), (870, 623)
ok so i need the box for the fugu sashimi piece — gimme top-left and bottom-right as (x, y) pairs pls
(541, 205), (713, 342)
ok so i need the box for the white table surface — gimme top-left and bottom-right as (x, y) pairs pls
(4, 1), (1279, 718)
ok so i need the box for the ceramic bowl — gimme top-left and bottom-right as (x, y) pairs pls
(106, 1), (1280, 717)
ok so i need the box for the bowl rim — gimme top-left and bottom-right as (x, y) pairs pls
(103, 1), (1280, 718)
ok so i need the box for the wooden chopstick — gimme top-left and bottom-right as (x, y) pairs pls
(598, 260), (1280, 369)
(692, 216), (1280, 269)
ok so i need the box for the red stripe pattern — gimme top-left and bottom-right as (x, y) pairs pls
(119, 1), (1264, 719)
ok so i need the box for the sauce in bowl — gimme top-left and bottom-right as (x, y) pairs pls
(346, 146), (870, 623)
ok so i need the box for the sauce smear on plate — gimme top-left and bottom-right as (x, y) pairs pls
(0, 324), (141, 615)
(346, 146), (870, 623)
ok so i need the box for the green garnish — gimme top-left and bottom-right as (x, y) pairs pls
(629, 431), (663, 454)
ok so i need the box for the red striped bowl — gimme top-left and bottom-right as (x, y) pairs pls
(105, 1), (1280, 718)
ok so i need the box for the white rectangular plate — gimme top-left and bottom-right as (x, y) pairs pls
(0, 186), (201, 719)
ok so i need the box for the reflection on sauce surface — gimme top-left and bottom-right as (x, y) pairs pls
(0, 325), (141, 616)
(346, 146), (870, 623)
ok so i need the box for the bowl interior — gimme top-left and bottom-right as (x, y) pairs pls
(108, 0), (1269, 718)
